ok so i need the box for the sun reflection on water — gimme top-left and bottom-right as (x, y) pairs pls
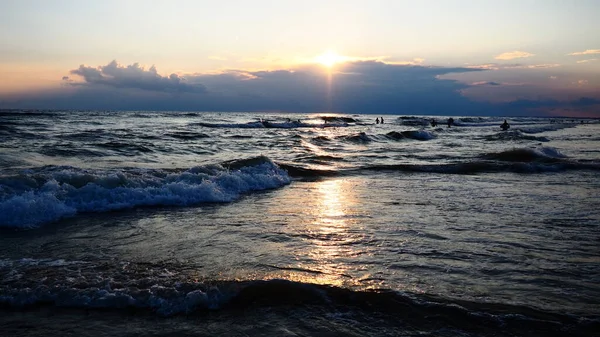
(286, 179), (370, 288)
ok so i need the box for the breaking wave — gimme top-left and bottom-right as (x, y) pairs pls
(481, 146), (567, 162)
(0, 157), (290, 228)
(0, 258), (596, 335)
(484, 130), (550, 142)
(385, 130), (436, 141)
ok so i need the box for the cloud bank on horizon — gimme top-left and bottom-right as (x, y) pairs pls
(1, 57), (599, 117)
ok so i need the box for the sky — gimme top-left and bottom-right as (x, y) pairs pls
(1, 0), (599, 116)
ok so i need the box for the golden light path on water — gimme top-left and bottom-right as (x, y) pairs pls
(283, 179), (375, 288)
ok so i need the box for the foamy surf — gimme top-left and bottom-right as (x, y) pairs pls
(0, 157), (290, 228)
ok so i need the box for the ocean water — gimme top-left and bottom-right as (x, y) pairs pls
(1, 110), (599, 336)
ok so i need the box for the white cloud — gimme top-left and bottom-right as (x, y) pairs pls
(522, 64), (560, 69)
(69, 60), (206, 93)
(494, 51), (535, 60)
(576, 59), (597, 63)
(568, 49), (600, 56)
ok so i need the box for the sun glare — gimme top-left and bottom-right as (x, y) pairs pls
(315, 50), (346, 67)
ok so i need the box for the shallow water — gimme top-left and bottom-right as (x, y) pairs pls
(1, 110), (599, 336)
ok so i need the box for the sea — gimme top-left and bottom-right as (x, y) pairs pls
(1, 110), (599, 336)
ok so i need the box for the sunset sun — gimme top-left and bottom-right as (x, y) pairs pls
(314, 50), (346, 67)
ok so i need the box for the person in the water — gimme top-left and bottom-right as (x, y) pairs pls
(376, 117), (380, 124)
(431, 119), (437, 127)
(380, 117), (384, 124)
(447, 117), (454, 128)
(500, 119), (510, 131)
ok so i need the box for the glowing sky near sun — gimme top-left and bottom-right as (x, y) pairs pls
(0, 0), (599, 116)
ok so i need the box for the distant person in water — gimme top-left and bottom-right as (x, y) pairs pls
(447, 118), (454, 128)
(376, 117), (380, 124)
(500, 119), (510, 131)
(380, 117), (384, 124)
(431, 119), (437, 127)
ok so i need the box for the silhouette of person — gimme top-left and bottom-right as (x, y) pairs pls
(500, 119), (510, 131)
(376, 117), (380, 124)
(447, 117), (454, 128)
(380, 117), (384, 124)
(431, 119), (437, 127)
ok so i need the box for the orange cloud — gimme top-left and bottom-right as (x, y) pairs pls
(494, 51), (535, 60)
(568, 49), (600, 56)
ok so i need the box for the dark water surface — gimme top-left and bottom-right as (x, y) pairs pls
(1, 110), (599, 336)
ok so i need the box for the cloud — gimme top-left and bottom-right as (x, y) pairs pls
(494, 51), (535, 60)
(181, 61), (490, 114)
(69, 60), (206, 93)
(3, 59), (598, 117)
(3, 60), (492, 115)
(496, 97), (600, 118)
(466, 63), (559, 70)
(471, 81), (501, 86)
(576, 59), (597, 63)
(505, 97), (600, 109)
(568, 49), (600, 56)
(522, 63), (560, 69)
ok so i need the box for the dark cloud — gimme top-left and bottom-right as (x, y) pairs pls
(506, 97), (600, 109)
(0, 60), (521, 115)
(181, 62), (489, 114)
(69, 60), (206, 93)
(498, 97), (600, 117)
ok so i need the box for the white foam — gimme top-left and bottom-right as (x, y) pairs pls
(535, 146), (567, 158)
(0, 161), (291, 228)
(0, 282), (223, 316)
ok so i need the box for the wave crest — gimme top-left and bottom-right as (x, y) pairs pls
(0, 259), (595, 335)
(482, 147), (566, 162)
(0, 157), (290, 228)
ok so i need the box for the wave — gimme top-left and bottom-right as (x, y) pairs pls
(165, 131), (211, 140)
(0, 259), (596, 335)
(277, 163), (338, 178)
(385, 130), (436, 141)
(458, 117), (486, 123)
(396, 116), (430, 126)
(39, 145), (106, 157)
(311, 135), (332, 142)
(278, 147), (599, 178)
(0, 156), (290, 228)
(484, 130), (550, 142)
(361, 161), (599, 174)
(336, 130), (436, 143)
(361, 147), (598, 174)
(340, 132), (371, 142)
(192, 119), (350, 129)
(481, 146), (567, 162)
(95, 141), (154, 153)
(320, 116), (357, 123)
(517, 124), (574, 134)
(192, 121), (266, 128)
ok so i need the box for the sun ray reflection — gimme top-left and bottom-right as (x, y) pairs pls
(288, 179), (369, 287)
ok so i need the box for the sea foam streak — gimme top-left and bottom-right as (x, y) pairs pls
(0, 157), (290, 228)
(0, 258), (595, 336)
